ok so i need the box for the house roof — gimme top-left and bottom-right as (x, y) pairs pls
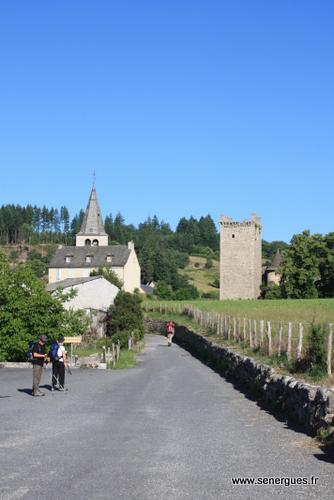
(77, 186), (107, 236)
(140, 284), (154, 295)
(46, 276), (102, 292)
(49, 245), (131, 268)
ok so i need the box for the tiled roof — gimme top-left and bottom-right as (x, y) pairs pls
(49, 245), (131, 268)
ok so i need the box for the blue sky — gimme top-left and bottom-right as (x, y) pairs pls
(0, 1), (333, 242)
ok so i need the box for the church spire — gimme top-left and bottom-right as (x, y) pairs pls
(76, 186), (109, 247)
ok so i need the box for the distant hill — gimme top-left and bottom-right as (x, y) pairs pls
(179, 256), (220, 298)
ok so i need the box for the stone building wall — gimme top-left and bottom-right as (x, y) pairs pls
(220, 213), (262, 299)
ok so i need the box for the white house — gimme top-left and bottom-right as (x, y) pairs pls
(46, 276), (119, 336)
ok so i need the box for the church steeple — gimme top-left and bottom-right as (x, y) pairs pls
(76, 186), (109, 247)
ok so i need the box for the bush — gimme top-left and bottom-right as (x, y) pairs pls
(260, 283), (282, 299)
(107, 291), (143, 337)
(205, 258), (213, 269)
(306, 323), (327, 371)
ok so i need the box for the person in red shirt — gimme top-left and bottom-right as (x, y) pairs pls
(165, 321), (175, 346)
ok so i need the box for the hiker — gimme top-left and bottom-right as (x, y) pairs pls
(31, 334), (48, 397)
(51, 336), (68, 392)
(165, 321), (176, 346)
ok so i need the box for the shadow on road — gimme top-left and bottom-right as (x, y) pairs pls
(313, 451), (334, 464)
(174, 338), (317, 441)
(17, 388), (33, 396)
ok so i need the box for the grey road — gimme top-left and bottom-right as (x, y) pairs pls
(0, 334), (333, 500)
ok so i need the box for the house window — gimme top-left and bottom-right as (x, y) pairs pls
(85, 255), (92, 263)
(65, 256), (72, 263)
(85, 239), (91, 246)
(106, 255), (112, 263)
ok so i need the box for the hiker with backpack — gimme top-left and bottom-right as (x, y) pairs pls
(165, 321), (176, 347)
(31, 334), (48, 397)
(50, 336), (68, 392)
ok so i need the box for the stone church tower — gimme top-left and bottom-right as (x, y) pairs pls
(76, 186), (109, 247)
(219, 213), (262, 300)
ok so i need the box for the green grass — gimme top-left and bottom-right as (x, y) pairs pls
(144, 298), (334, 325)
(74, 339), (143, 370)
(109, 349), (137, 370)
(179, 256), (219, 295)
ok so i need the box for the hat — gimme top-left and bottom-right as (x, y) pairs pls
(39, 335), (48, 342)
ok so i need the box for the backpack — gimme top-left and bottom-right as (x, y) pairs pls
(49, 342), (59, 362)
(28, 341), (35, 363)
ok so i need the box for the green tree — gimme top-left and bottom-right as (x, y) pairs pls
(0, 253), (88, 361)
(280, 231), (325, 298)
(90, 267), (123, 289)
(107, 291), (143, 337)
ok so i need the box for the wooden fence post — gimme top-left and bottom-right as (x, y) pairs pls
(243, 318), (246, 342)
(278, 321), (283, 357)
(327, 323), (333, 377)
(228, 316), (231, 341)
(267, 321), (272, 356)
(233, 317), (237, 341)
(296, 323), (303, 361)
(237, 318), (241, 342)
(253, 319), (257, 348)
(260, 320), (264, 348)
(112, 343), (116, 368)
(249, 318), (253, 348)
(287, 322), (292, 361)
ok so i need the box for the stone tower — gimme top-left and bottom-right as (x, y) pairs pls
(76, 186), (109, 247)
(219, 213), (262, 300)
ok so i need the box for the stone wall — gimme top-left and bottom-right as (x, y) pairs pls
(145, 318), (334, 436)
(174, 324), (334, 434)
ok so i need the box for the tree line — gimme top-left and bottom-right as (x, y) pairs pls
(0, 202), (293, 298)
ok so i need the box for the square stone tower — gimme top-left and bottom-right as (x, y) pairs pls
(219, 213), (262, 300)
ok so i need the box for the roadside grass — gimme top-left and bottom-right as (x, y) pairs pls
(109, 349), (136, 370)
(144, 310), (332, 385)
(74, 339), (143, 370)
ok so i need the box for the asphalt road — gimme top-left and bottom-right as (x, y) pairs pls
(0, 334), (333, 500)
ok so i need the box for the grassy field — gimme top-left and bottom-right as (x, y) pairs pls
(179, 256), (219, 296)
(144, 298), (334, 326)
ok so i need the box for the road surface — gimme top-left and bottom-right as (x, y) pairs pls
(0, 334), (333, 500)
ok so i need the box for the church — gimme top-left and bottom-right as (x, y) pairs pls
(48, 186), (141, 293)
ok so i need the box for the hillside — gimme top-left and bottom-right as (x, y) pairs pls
(179, 256), (220, 298)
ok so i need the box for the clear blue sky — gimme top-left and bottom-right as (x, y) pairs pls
(0, 1), (333, 242)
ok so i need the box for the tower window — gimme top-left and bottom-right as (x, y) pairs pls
(232, 234), (235, 238)
(92, 239), (99, 246)
(85, 239), (91, 246)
